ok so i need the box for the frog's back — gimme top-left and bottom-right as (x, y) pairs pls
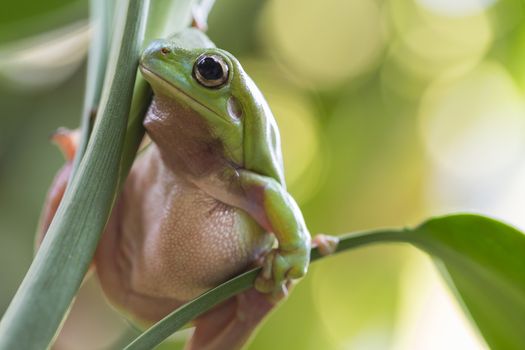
(95, 145), (271, 322)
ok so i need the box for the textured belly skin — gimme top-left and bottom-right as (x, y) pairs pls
(95, 146), (272, 323)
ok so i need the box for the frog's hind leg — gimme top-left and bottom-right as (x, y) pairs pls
(185, 288), (282, 350)
(36, 128), (79, 247)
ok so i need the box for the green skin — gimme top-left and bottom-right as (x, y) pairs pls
(139, 37), (311, 293)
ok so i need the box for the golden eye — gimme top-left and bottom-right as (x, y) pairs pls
(193, 54), (229, 88)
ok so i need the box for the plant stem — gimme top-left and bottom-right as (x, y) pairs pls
(124, 228), (410, 350)
(0, 1), (149, 349)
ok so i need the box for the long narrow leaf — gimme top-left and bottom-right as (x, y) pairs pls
(0, 1), (149, 349)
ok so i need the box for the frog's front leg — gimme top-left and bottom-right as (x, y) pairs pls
(235, 170), (311, 293)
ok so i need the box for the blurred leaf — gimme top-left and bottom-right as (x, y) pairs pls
(72, 0), (114, 175)
(0, 0), (87, 44)
(410, 215), (525, 350)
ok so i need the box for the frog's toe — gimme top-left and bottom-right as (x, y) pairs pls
(50, 128), (79, 161)
(312, 234), (339, 256)
(254, 248), (309, 294)
(255, 251), (281, 293)
(191, 3), (211, 31)
(271, 252), (290, 283)
(285, 264), (306, 279)
(255, 274), (293, 302)
(254, 275), (275, 294)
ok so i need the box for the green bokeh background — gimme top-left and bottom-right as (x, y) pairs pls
(2, 0), (524, 349)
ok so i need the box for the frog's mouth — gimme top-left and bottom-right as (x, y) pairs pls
(139, 65), (224, 120)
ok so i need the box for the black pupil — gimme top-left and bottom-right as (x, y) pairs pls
(197, 57), (223, 81)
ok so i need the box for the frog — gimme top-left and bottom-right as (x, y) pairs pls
(38, 29), (338, 350)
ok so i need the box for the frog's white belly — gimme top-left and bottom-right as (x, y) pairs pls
(132, 173), (266, 300)
(95, 146), (270, 321)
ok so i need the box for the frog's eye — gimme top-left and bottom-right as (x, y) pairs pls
(193, 54), (229, 88)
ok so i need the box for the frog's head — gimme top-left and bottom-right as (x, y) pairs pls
(140, 38), (285, 183)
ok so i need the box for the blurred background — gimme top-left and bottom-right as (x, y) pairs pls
(1, 0), (524, 349)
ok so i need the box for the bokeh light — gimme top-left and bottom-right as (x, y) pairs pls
(419, 61), (525, 181)
(417, 0), (496, 17)
(312, 245), (408, 349)
(382, 0), (493, 99)
(262, 0), (387, 88)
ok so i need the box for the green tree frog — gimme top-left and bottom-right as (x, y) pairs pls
(39, 29), (337, 350)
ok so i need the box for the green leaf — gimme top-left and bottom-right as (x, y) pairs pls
(409, 215), (525, 350)
(124, 215), (525, 350)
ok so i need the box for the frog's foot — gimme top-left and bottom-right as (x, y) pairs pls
(37, 128), (79, 246)
(191, 0), (215, 31)
(254, 247), (309, 294)
(186, 287), (286, 350)
(50, 127), (79, 161)
(312, 234), (339, 256)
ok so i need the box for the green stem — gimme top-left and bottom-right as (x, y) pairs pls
(0, 1), (149, 349)
(124, 228), (410, 350)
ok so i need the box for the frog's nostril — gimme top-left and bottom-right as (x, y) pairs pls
(160, 47), (171, 55)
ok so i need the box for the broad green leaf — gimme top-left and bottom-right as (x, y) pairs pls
(409, 215), (525, 350)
